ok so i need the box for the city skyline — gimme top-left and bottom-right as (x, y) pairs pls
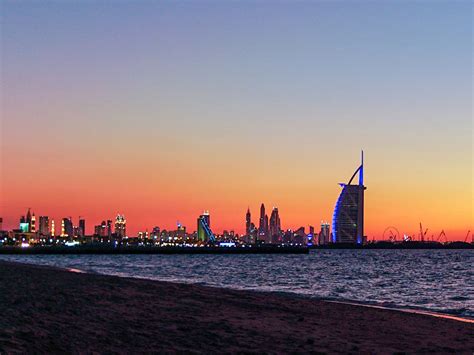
(1, 2), (472, 240)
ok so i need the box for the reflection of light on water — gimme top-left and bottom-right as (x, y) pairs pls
(67, 268), (85, 273)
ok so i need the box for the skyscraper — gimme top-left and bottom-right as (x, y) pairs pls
(99, 221), (108, 237)
(30, 213), (36, 233)
(258, 203), (269, 241)
(79, 218), (86, 237)
(259, 203), (265, 236)
(19, 215), (29, 233)
(331, 151), (366, 244)
(107, 220), (113, 237)
(115, 214), (126, 239)
(197, 210), (214, 242)
(319, 221), (330, 245)
(26, 208), (32, 232)
(38, 216), (50, 236)
(264, 214), (269, 241)
(269, 207), (281, 243)
(245, 208), (251, 235)
(61, 217), (73, 238)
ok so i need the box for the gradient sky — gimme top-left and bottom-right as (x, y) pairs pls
(1, 1), (472, 240)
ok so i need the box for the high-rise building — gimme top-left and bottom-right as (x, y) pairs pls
(269, 207), (281, 243)
(38, 216), (50, 236)
(30, 213), (36, 233)
(19, 208), (32, 233)
(0, 217), (3, 231)
(26, 208), (32, 232)
(331, 151), (366, 244)
(19, 215), (29, 233)
(308, 225), (315, 246)
(115, 214), (126, 238)
(79, 218), (86, 237)
(51, 220), (55, 237)
(197, 211), (214, 242)
(99, 221), (108, 237)
(151, 226), (160, 240)
(176, 223), (186, 240)
(61, 217), (73, 237)
(259, 203), (266, 238)
(264, 214), (269, 241)
(107, 220), (113, 237)
(245, 208), (251, 235)
(319, 222), (330, 245)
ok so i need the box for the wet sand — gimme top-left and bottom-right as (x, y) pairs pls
(0, 260), (473, 354)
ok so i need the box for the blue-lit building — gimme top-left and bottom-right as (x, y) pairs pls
(197, 211), (215, 243)
(331, 152), (366, 244)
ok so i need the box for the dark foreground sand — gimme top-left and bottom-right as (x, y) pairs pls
(0, 261), (472, 354)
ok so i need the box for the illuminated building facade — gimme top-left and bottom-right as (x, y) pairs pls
(331, 152), (366, 244)
(30, 213), (36, 233)
(61, 217), (73, 237)
(115, 214), (126, 238)
(307, 225), (315, 246)
(19, 208), (33, 233)
(19, 218), (29, 233)
(197, 211), (214, 242)
(26, 209), (32, 231)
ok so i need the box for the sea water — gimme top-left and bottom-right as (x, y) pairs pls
(1, 249), (472, 319)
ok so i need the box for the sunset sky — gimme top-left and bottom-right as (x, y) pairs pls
(1, 1), (472, 240)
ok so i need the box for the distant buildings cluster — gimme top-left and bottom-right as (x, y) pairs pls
(243, 204), (331, 246)
(0, 154), (368, 247)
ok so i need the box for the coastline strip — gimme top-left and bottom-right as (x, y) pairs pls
(326, 300), (474, 324)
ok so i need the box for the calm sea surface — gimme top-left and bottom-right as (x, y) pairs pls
(1, 250), (472, 318)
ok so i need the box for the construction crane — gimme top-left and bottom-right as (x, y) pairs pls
(436, 230), (447, 243)
(464, 230), (471, 243)
(419, 223), (428, 242)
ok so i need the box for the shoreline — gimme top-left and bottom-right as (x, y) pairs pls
(2, 258), (473, 323)
(3, 259), (473, 323)
(1, 260), (473, 353)
(325, 300), (474, 324)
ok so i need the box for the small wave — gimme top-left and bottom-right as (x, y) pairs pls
(66, 268), (85, 274)
(449, 296), (470, 301)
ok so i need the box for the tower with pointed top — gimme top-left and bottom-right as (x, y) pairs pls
(25, 208), (32, 232)
(259, 203), (269, 241)
(331, 151), (366, 244)
(269, 207), (281, 243)
(245, 208), (251, 236)
(115, 214), (126, 239)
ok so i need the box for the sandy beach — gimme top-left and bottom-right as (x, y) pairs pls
(0, 260), (472, 354)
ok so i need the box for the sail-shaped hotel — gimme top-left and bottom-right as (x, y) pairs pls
(331, 152), (366, 244)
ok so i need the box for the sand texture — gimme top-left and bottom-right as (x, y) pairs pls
(0, 261), (472, 354)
